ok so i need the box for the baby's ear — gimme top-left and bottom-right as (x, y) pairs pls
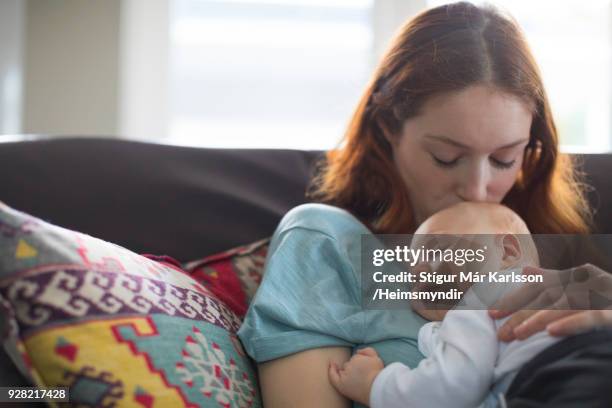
(500, 234), (522, 265)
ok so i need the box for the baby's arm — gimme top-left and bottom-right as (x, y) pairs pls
(328, 347), (384, 406)
(369, 309), (499, 408)
(416, 320), (442, 357)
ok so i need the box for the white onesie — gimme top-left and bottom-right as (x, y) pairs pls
(370, 269), (562, 408)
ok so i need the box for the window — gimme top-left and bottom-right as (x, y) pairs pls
(169, 0), (374, 149)
(169, 0), (611, 152)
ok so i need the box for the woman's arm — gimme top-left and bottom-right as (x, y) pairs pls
(258, 347), (352, 408)
(237, 206), (373, 406)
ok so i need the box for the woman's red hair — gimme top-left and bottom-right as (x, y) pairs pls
(308, 1), (592, 234)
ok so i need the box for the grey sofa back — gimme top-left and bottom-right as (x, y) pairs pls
(0, 136), (321, 261)
(0, 136), (611, 264)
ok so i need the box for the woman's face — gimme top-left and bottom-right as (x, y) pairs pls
(392, 84), (533, 225)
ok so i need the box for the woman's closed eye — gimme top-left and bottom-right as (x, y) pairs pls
(490, 157), (516, 169)
(431, 154), (459, 167)
(430, 153), (517, 170)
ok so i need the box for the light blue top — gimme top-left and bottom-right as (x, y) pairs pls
(238, 203), (427, 406)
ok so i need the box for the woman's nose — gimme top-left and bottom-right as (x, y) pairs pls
(458, 163), (489, 202)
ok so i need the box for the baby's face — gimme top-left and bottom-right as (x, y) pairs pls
(409, 202), (529, 321)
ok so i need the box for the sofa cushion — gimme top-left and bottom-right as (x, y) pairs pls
(0, 202), (261, 407)
(183, 239), (269, 317)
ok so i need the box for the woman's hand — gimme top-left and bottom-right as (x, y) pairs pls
(328, 347), (384, 407)
(489, 263), (612, 341)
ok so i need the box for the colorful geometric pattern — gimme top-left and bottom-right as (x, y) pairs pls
(183, 239), (268, 317)
(1, 268), (242, 334)
(0, 202), (261, 407)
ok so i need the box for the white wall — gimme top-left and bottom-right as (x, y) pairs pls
(0, 0), (24, 134)
(22, 0), (121, 136)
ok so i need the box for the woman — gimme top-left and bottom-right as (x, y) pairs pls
(238, 2), (612, 407)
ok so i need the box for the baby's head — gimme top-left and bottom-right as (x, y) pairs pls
(414, 201), (539, 268)
(410, 202), (539, 320)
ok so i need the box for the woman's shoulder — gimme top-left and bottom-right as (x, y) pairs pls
(264, 204), (365, 296)
(277, 203), (371, 238)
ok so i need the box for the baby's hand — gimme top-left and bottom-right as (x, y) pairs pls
(328, 347), (384, 406)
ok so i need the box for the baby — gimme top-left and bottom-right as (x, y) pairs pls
(329, 202), (560, 408)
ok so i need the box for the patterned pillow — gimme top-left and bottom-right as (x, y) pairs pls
(0, 202), (261, 407)
(183, 239), (269, 318)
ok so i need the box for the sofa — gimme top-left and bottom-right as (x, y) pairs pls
(1, 135), (611, 393)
